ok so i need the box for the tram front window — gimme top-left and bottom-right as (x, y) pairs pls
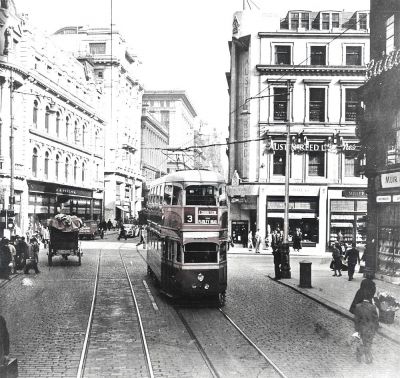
(185, 185), (217, 206)
(184, 243), (218, 263)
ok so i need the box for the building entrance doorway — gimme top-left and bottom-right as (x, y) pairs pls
(231, 221), (248, 247)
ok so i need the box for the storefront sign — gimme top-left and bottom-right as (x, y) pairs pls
(393, 195), (400, 202)
(366, 49), (400, 81)
(342, 189), (367, 198)
(376, 195), (392, 203)
(272, 142), (361, 153)
(381, 172), (400, 188)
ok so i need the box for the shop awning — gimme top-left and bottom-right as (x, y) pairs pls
(116, 206), (129, 212)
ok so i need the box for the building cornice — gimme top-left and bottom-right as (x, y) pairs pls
(258, 32), (369, 39)
(256, 64), (366, 76)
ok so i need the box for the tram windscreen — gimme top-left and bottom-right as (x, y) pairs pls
(184, 243), (218, 263)
(185, 185), (217, 206)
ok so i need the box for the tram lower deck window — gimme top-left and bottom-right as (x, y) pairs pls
(184, 243), (217, 263)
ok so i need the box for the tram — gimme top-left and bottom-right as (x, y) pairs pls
(145, 169), (228, 305)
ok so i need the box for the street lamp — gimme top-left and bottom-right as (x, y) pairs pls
(281, 80), (292, 279)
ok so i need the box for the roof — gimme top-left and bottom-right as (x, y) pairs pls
(143, 90), (197, 117)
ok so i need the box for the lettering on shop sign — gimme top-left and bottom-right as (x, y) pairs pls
(366, 49), (400, 81)
(381, 172), (400, 189)
(376, 195), (392, 203)
(272, 142), (361, 153)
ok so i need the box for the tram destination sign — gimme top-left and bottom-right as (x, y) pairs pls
(198, 208), (218, 225)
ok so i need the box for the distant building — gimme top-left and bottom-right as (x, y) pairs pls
(143, 90), (198, 173)
(359, 0), (400, 280)
(227, 9), (369, 249)
(141, 103), (169, 182)
(0, 1), (105, 236)
(52, 26), (144, 222)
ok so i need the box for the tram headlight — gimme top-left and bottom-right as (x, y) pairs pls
(197, 273), (204, 282)
(204, 283), (209, 290)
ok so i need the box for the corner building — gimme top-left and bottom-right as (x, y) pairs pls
(227, 9), (370, 250)
(360, 0), (400, 281)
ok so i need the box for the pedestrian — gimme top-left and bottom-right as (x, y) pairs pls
(345, 242), (361, 281)
(0, 238), (12, 280)
(353, 282), (379, 364)
(136, 225), (146, 247)
(15, 236), (27, 271)
(332, 242), (342, 277)
(247, 230), (254, 251)
(24, 237), (40, 274)
(272, 231), (282, 280)
(349, 278), (377, 314)
(0, 315), (10, 366)
(41, 226), (50, 249)
(8, 237), (16, 275)
(255, 229), (262, 253)
(241, 226), (247, 248)
(117, 224), (127, 240)
(107, 219), (112, 231)
(293, 228), (302, 252)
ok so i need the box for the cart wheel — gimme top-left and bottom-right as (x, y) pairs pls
(78, 251), (82, 266)
(48, 253), (52, 266)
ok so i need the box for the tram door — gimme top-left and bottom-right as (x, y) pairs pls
(231, 221), (248, 245)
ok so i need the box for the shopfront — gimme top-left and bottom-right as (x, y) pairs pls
(328, 189), (367, 247)
(266, 196), (319, 245)
(28, 181), (102, 231)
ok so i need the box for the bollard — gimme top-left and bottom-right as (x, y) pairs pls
(299, 260), (312, 288)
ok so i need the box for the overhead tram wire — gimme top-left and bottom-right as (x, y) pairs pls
(230, 14), (368, 117)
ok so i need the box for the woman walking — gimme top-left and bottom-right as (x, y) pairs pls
(292, 228), (302, 252)
(332, 242), (342, 277)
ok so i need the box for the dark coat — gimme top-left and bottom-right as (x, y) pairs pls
(354, 300), (379, 343)
(349, 279), (376, 314)
(345, 247), (360, 265)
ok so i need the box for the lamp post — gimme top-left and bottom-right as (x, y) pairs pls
(281, 80), (292, 279)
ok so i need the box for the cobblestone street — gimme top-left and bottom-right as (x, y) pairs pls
(1, 237), (400, 377)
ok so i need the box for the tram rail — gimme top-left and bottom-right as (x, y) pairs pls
(76, 248), (154, 378)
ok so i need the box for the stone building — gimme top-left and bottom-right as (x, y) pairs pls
(359, 0), (400, 281)
(52, 26), (144, 223)
(0, 1), (105, 236)
(143, 90), (198, 173)
(227, 9), (370, 250)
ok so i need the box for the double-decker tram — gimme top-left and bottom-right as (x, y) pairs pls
(145, 169), (228, 305)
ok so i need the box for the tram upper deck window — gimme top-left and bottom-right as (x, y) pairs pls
(164, 184), (173, 205)
(172, 185), (183, 205)
(185, 185), (217, 206)
(184, 243), (218, 263)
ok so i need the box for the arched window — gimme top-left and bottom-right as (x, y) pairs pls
(32, 148), (38, 177)
(65, 157), (69, 181)
(65, 116), (69, 140)
(82, 125), (86, 147)
(45, 106), (50, 132)
(55, 154), (60, 180)
(74, 121), (79, 143)
(82, 163), (85, 182)
(44, 151), (49, 179)
(33, 100), (38, 128)
(56, 112), (60, 137)
(73, 160), (78, 183)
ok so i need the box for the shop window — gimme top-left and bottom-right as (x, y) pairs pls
(273, 88), (287, 120)
(309, 88), (325, 122)
(33, 100), (38, 128)
(275, 45), (291, 65)
(55, 154), (60, 180)
(56, 112), (60, 137)
(273, 150), (286, 175)
(44, 151), (49, 180)
(346, 46), (362, 65)
(310, 46), (326, 65)
(45, 106), (50, 133)
(308, 145), (325, 176)
(290, 12), (299, 30)
(344, 151), (361, 177)
(386, 15), (395, 54)
(32, 148), (38, 177)
(345, 88), (359, 121)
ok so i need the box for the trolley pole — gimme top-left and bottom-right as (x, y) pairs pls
(281, 80), (291, 279)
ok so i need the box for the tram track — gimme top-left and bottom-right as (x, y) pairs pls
(77, 247), (154, 378)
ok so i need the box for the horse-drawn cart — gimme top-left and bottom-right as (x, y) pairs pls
(48, 215), (83, 266)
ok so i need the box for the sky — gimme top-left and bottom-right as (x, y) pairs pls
(16, 0), (370, 138)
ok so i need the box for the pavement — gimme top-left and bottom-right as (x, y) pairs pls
(229, 244), (400, 344)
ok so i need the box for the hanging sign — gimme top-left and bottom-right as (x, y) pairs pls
(381, 172), (400, 188)
(376, 195), (392, 203)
